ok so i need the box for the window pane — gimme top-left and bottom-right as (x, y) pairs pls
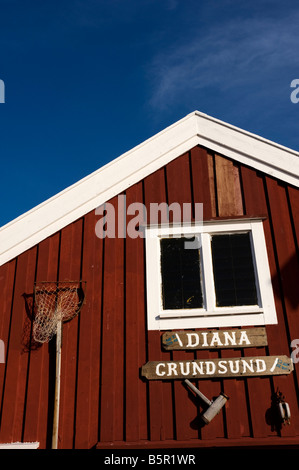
(211, 233), (258, 307)
(160, 237), (203, 310)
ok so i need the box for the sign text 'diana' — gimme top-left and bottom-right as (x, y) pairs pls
(162, 328), (267, 350)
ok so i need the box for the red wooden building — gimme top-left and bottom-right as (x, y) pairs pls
(0, 111), (298, 449)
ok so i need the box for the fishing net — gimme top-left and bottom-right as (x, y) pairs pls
(33, 281), (85, 343)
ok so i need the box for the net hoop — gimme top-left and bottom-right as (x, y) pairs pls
(33, 281), (85, 344)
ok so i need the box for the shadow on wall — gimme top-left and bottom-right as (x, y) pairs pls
(271, 253), (299, 311)
(22, 293), (43, 352)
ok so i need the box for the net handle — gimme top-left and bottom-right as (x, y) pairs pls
(32, 280), (86, 449)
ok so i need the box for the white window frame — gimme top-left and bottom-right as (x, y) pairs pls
(145, 218), (278, 330)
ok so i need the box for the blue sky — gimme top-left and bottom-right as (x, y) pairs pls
(0, 0), (298, 227)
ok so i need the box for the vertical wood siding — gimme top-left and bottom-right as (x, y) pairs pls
(0, 146), (298, 448)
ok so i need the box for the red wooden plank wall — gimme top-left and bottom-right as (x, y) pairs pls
(0, 146), (298, 449)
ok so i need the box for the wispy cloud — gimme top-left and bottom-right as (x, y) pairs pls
(165, 0), (179, 11)
(148, 11), (299, 110)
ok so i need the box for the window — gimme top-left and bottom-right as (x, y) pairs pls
(145, 218), (277, 330)
(211, 232), (258, 307)
(160, 237), (203, 310)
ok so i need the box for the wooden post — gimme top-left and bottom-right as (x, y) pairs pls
(52, 320), (62, 449)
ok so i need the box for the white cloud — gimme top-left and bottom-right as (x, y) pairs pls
(166, 0), (179, 10)
(148, 11), (299, 110)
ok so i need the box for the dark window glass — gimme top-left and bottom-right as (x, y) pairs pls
(211, 233), (258, 307)
(160, 237), (203, 310)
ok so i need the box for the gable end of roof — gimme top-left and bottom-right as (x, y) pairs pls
(0, 110), (298, 266)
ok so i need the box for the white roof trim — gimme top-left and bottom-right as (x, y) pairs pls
(0, 441), (39, 449)
(0, 110), (298, 266)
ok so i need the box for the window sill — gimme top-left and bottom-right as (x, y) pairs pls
(155, 310), (276, 330)
(159, 306), (263, 319)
